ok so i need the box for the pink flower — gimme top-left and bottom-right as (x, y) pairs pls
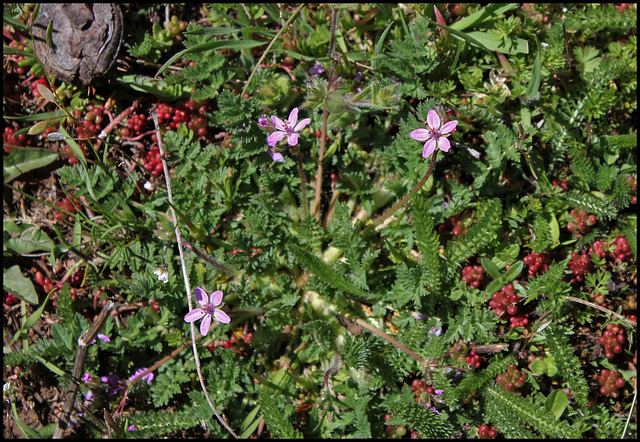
(409, 109), (458, 159)
(184, 287), (230, 336)
(266, 107), (311, 147)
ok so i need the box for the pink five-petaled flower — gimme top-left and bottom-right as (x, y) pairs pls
(184, 287), (230, 336)
(266, 107), (311, 148)
(409, 109), (459, 159)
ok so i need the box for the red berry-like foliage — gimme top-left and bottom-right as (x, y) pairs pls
(437, 209), (473, 240)
(410, 378), (441, 407)
(3, 126), (33, 152)
(384, 414), (408, 438)
(141, 145), (164, 176)
(30, 75), (52, 98)
(523, 251), (550, 278)
(478, 424), (498, 439)
(488, 284), (528, 329)
(496, 363), (527, 392)
(461, 265), (484, 288)
(156, 99), (212, 136)
(552, 177), (570, 191)
(566, 209), (597, 234)
(4, 291), (19, 307)
(598, 323), (627, 359)
(597, 369), (626, 398)
(54, 195), (82, 223)
(610, 236), (632, 264)
(567, 252), (593, 285)
(121, 113), (148, 138)
(465, 349), (483, 369)
(589, 237), (633, 264)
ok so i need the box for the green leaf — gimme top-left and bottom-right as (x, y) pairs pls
(11, 290), (54, 345)
(525, 37), (542, 99)
(11, 403), (44, 438)
(156, 39), (266, 78)
(59, 125), (87, 168)
(450, 4), (519, 31)
(465, 31), (529, 55)
(545, 390), (568, 420)
(373, 21), (395, 69)
(3, 148), (59, 183)
(4, 222), (55, 254)
(288, 244), (369, 301)
(3, 265), (39, 304)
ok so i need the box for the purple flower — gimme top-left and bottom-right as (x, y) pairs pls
(267, 147), (285, 163)
(184, 287), (230, 336)
(129, 368), (154, 385)
(101, 374), (124, 397)
(127, 425), (135, 432)
(266, 107), (311, 147)
(409, 110), (458, 159)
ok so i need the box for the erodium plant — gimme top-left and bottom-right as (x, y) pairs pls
(2, 3), (636, 439)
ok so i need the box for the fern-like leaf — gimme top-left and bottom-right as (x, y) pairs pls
(447, 353), (515, 408)
(562, 190), (618, 221)
(388, 399), (454, 438)
(543, 326), (590, 407)
(530, 211), (555, 253)
(523, 258), (570, 304)
(288, 243), (369, 301)
(259, 390), (302, 439)
(412, 194), (444, 293)
(447, 199), (502, 264)
(483, 385), (581, 438)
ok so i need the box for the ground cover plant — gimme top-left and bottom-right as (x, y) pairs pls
(3, 3), (637, 439)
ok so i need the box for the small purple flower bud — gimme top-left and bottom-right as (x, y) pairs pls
(308, 64), (325, 75)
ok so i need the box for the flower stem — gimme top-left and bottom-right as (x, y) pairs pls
(311, 104), (329, 220)
(296, 149), (309, 219)
(359, 150), (439, 236)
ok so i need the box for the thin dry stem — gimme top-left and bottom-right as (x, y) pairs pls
(152, 110), (238, 438)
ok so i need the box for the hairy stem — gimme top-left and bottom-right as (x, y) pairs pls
(296, 149), (309, 219)
(311, 106), (329, 220)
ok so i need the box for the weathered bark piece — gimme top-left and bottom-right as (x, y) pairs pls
(32, 3), (123, 85)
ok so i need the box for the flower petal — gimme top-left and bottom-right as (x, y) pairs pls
(440, 120), (458, 134)
(184, 308), (205, 323)
(267, 131), (286, 147)
(422, 140), (437, 158)
(194, 287), (208, 305)
(271, 116), (285, 131)
(288, 107), (299, 127)
(410, 128), (431, 142)
(426, 110), (441, 130)
(293, 118), (311, 132)
(200, 314), (212, 336)
(267, 148), (286, 163)
(214, 309), (231, 324)
(287, 133), (299, 146)
(209, 290), (224, 306)
(438, 137), (452, 152)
